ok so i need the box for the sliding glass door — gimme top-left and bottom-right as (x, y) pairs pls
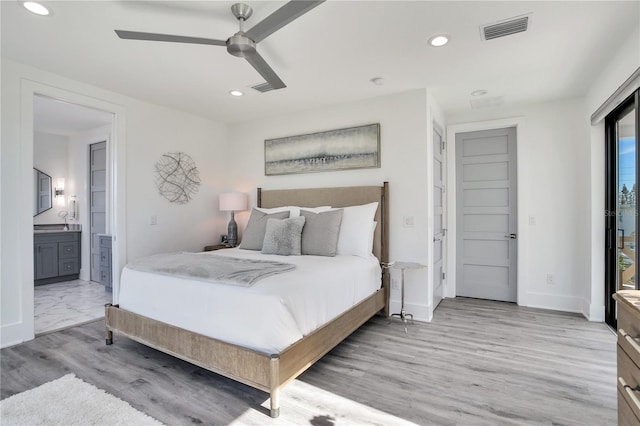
(605, 89), (640, 327)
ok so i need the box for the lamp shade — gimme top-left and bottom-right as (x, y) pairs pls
(219, 192), (247, 212)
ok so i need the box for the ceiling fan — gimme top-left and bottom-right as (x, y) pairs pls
(115, 1), (325, 91)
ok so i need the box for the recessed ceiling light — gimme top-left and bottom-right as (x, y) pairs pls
(21, 1), (51, 16)
(428, 35), (449, 47)
(471, 89), (488, 97)
(229, 90), (244, 97)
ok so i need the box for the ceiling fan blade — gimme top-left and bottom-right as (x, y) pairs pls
(245, 0), (325, 43)
(244, 50), (286, 90)
(115, 30), (227, 46)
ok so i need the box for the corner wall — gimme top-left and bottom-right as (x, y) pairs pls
(585, 24), (640, 321)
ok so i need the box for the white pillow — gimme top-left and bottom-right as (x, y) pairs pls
(368, 221), (378, 254)
(335, 202), (379, 257)
(257, 206), (331, 217)
(298, 206), (332, 215)
(256, 206), (291, 214)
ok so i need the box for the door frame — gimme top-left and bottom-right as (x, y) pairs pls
(430, 120), (446, 310)
(20, 80), (127, 341)
(446, 117), (525, 305)
(604, 90), (640, 327)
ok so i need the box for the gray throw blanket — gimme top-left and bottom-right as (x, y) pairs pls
(127, 252), (296, 287)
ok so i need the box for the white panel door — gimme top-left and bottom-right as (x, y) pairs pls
(433, 126), (445, 308)
(456, 128), (517, 302)
(90, 141), (107, 283)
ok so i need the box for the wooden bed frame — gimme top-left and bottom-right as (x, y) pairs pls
(105, 182), (389, 417)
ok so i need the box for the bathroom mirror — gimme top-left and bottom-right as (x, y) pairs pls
(33, 168), (52, 216)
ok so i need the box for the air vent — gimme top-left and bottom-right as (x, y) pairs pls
(251, 82), (274, 93)
(481, 15), (530, 41)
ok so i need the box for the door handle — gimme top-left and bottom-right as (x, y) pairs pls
(504, 234), (517, 239)
(619, 229), (625, 250)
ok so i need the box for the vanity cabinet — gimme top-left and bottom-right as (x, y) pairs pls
(34, 231), (81, 285)
(99, 235), (112, 291)
(614, 290), (640, 425)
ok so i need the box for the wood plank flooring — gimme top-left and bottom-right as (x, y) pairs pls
(1, 298), (617, 425)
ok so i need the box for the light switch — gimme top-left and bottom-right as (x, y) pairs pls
(403, 216), (415, 228)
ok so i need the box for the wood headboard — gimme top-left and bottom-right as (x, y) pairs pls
(257, 182), (389, 266)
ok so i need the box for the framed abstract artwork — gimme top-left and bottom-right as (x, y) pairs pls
(264, 123), (380, 176)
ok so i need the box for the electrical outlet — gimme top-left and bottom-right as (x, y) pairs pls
(150, 215), (157, 226)
(391, 277), (400, 290)
(403, 216), (415, 228)
(529, 216), (536, 226)
(546, 273), (554, 285)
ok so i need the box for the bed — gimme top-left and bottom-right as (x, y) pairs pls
(105, 183), (389, 417)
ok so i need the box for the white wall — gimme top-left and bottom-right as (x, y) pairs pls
(1, 59), (229, 347)
(447, 97), (592, 315)
(125, 105), (229, 260)
(226, 89), (442, 321)
(585, 24), (640, 320)
(33, 131), (69, 224)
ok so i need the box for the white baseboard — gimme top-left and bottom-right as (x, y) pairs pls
(1, 322), (33, 348)
(388, 298), (433, 322)
(525, 294), (604, 322)
(523, 292), (584, 315)
(582, 298), (605, 322)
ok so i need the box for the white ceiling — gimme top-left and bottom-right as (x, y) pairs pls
(2, 1), (639, 126)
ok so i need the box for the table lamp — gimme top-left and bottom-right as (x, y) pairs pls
(219, 192), (247, 247)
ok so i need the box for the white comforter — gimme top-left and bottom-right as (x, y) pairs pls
(118, 248), (382, 354)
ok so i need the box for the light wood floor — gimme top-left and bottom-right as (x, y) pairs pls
(1, 298), (617, 425)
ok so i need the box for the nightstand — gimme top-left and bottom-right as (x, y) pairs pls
(383, 261), (426, 333)
(203, 244), (233, 252)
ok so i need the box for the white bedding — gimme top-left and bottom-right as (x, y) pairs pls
(118, 248), (382, 354)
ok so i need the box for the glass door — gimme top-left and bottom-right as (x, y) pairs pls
(605, 90), (640, 327)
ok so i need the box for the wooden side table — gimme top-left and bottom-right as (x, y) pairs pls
(203, 244), (233, 252)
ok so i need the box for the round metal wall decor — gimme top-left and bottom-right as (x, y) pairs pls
(154, 152), (201, 204)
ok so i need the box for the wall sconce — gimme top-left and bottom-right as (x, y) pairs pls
(54, 178), (65, 197)
(219, 192), (248, 247)
(55, 178), (65, 207)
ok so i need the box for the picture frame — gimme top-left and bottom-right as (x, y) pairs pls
(264, 123), (380, 176)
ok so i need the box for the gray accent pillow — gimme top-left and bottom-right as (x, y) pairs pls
(261, 216), (306, 256)
(301, 209), (344, 256)
(239, 209), (290, 251)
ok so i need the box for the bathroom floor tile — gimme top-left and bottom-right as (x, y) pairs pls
(35, 280), (112, 335)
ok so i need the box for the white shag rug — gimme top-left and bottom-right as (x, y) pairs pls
(0, 374), (164, 426)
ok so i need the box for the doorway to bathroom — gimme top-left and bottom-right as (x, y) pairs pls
(33, 94), (113, 334)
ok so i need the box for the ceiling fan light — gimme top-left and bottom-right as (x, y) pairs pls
(21, 1), (51, 16)
(428, 34), (449, 47)
(229, 90), (244, 97)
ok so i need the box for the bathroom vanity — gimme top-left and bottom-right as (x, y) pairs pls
(34, 225), (81, 285)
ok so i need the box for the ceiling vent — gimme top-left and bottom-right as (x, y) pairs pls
(481, 14), (530, 41)
(251, 82), (275, 93)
